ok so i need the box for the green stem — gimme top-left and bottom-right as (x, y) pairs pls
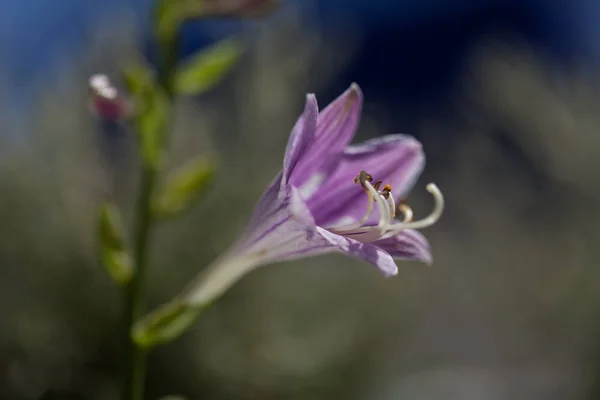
(120, 17), (179, 400)
(121, 164), (157, 400)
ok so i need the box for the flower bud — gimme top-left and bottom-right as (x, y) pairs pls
(88, 74), (132, 121)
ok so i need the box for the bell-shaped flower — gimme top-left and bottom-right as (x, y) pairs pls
(183, 83), (444, 308)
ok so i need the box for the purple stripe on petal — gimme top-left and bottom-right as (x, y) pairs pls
(238, 183), (333, 265)
(247, 216), (291, 247)
(248, 173), (284, 226)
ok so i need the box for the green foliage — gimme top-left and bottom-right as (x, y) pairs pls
(154, 0), (219, 42)
(154, 0), (182, 42)
(155, 0), (280, 30)
(153, 157), (217, 218)
(123, 63), (170, 168)
(97, 203), (133, 285)
(132, 299), (200, 348)
(174, 40), (242, 95)
(155, 0), (214, 39)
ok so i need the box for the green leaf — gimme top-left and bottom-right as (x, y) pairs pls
(133, 299), (200, 348)
(155, 0), (279, 27)
(174, 40), (241, 95)
(123, 63), (169, 168)
(122, 63), (154, 96)
(97, 203), (132, 285)
(155, 0), (181, 42)
(158, 396), (187, 400)
(155, 0), (212, 39)
(153, 156), (216, 218)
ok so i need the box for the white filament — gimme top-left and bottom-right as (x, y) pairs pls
(387, 195), (396, 219)
(398, 203), (413, 223)
(378, 183), (444, 239)
(328, 180), (444, 242)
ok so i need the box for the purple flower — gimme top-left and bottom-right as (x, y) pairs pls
(184, 83), (443, 307)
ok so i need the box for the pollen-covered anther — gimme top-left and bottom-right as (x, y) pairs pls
(380, 184), (392, 199)
(353, 170), (373, 186)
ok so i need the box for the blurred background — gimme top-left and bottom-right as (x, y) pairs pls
(1, 0), (600, 399)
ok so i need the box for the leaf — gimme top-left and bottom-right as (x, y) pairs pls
(153, 156), (216, 218)
(133, 299), (200, 348)
(123, 63), (169, 168)
(155, 0), (181, 41)
(174, 40), (241, 95)
(97, 203), (132, 285)
(158, 396), (188, 400)
(156, 0), (279, 27)
(154, 0), (207, 40)
(122, 63), (154, 96)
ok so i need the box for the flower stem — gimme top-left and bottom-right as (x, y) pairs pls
(120, 16), (179, 400)
(121, 164), (157, 400)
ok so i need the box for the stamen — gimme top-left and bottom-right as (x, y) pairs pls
(379, 183), (444, 238)
(386, 195), (396, 219)
(354, 170), (373, 186)
(331, 171), (443, 243)
(380, 183), (392, 199)
(362, 180), (390, 229)
(397, 203), (413, 222)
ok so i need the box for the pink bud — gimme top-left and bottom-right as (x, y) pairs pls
(88, 74), (132, 121)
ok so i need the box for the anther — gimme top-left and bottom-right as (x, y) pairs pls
(354, 170), (373, 186)
(380, 183), (392, 199)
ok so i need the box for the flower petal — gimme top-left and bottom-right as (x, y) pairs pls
(316, 227), (398, 277)
(373, 229), (433, 265)
(289, 83), (363, 198)
(243, 172), (285, 238)
(238, 180), (332, 263)
(307, 134), (425, 227)
(184, 182), (332, 308)
(282, 94), (318, 185)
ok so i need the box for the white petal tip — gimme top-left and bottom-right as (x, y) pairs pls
(304, 93), (318, 109)
(348, 82), (363, 97)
